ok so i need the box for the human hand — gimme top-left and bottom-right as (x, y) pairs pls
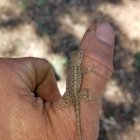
(0, 23), (114, 140)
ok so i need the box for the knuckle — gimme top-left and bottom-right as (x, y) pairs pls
(29, 57), (53, 69)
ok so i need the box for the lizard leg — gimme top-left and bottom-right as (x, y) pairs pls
(80, 88), (96, 102)
(62, 92), (73, 107)
(80, 89), (101, 106)
(82, 65), (96, 74)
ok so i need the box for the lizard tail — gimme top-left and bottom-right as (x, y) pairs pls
(75, 101), (82, 140)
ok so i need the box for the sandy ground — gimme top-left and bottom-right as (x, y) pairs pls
(0, 0), (140, 139)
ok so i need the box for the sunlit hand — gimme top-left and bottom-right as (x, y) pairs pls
(0, 23), (114, 140)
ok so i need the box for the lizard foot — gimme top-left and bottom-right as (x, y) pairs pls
(80, 88), (101, 105)
(82, 65), (97, 74)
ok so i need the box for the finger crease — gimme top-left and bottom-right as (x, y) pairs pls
(84, 53), (113, 72)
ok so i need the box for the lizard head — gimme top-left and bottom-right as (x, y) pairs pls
(70, 50), (83, 66)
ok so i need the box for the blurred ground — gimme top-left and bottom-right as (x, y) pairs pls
(0, 0), (140, 139)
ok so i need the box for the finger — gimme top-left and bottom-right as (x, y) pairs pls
(49, 23), (115, 140)
(0, 57), (61, 104)
(29, 58), (61, 102)
(81, 23), (114, 71)
(82, 23), (115, 92)
(80, 23), (115, 139)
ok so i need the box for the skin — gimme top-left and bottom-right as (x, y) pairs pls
(0, 23), (114, 140)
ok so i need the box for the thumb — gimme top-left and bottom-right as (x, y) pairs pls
(45, 22), (115, 140)
(80, 22), (115, 139)
(81, 23), (115, 108)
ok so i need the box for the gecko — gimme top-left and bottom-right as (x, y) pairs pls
(63, 49), (96, 140)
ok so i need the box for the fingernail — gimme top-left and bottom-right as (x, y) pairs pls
(96, 22), (115, 46)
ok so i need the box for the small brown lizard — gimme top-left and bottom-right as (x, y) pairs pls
(63, 49), (96, 140)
